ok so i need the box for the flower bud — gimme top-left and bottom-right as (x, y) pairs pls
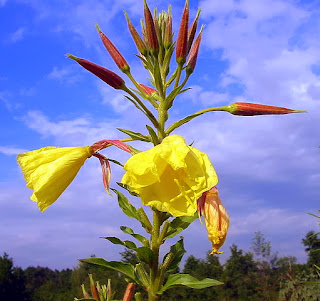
(186, 26), (203, 75)
(96, 24), (130, 73)
(124, 12), (147, 56)
(187, 8), (201, 54)
(81, 284), (91, 299)
(66, 54), (125, 90)
(176, 0), (189, 64)
(144, 0), (159, 55)
(139, 83), (157, 96)
(197, 187), (229, 254)
(89, 274), (100, 301)
(164, 8), (173, 48)
(122, 283), (136, 301)
(227, 102), (307, 116)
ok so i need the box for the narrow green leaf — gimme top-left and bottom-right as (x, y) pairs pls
(111, 188), (140, 220)
(158, 274), (223, 293)
(116, 182), (139, 197)
(117, 128), (150, 142)
(108, 158), (124, 167)
(146, 125), (160, 145)
(163, 238), (186, 273)
(101, 237), (137, 250)
(120, 226), (149, 246)
(79, 258), (139, 283)
(75, 298), (97, 301)
(164, 213), (198, 239)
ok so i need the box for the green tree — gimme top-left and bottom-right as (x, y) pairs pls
(302, 231), (320, 267)
(222, 244), (259, 301)
(0, 252), (29, 301)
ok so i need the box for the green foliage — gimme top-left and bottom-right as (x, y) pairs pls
(3, 228), (320, 301)
(251, 231), (271, 259)
(0, 253), (29, 300)
(158, 273), (223, 293)
(302, 230), (320, 267)
(164, 214), (198, 239)
(79, 258), (140, 284)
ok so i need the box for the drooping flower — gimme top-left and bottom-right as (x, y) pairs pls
(121, 135), (218, 217)
(17, 140), (133, 212)
(197, 187), (229, 254)
(17, 146), (92, 212)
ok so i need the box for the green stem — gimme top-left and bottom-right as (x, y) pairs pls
(174, 63), (183, 89)
(123, 86), (160, 130)
(165, 105), (230, 134)
(125, 71), (158, 108)
(148, 210), (162, 301)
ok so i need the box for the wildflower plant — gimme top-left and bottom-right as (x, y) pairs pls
(17, 1), (305, 300)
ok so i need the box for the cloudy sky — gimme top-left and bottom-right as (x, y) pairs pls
(0, 0), (319, 270)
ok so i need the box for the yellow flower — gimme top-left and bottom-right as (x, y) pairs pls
(17, 146), (92, 212)
(197, 187), (229, 254)
(121, 135), (218, 216)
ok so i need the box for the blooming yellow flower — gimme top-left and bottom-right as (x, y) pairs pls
(197, 187), (229, 254)
(121, 135), (218, 216)
(17, 146), (92, 212)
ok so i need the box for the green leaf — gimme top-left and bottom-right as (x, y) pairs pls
(135, 247), (155, 265)
(158, 274), (223, 293)
(75, 298), (97, 301)
(79, 258), (139, 283)
(120, 226), (149, 246)
(146, 125), (160, 145)
(108, 158), (124, 167)
(116, 182), (139, 197)
(164, 213), (198, 239)
(163, 238), (186, 273)
(118, 128), (150, 142)
(101, 237), (137, 250)
(111, 188), (140, 220)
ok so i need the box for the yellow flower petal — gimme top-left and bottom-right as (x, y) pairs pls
(17, 146), (91, 212)
(121, 135), (218, 216)
(198, 187), (229, 254)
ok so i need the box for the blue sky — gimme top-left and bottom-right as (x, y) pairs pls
(0, 0), (319, 270)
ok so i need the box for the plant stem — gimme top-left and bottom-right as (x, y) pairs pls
(148, 210), (162, 301)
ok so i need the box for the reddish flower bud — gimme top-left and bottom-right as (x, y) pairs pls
(124, 12), (147, 55)
(144, 0), (159, 54)
(89, 274), (100, 301)
(139, 83), (157, 95)
(123, 283), (136, 301)
(227, 102), (307, 116)
(164, 9), (173, 48)
(187, 8), (201, 54)
(67, 54), (125, 90)
(186, 27), (203, 75)
(96, 24), (130, 73)
(176, 0), (189, 64)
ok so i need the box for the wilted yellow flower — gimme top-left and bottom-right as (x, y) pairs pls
(121, 135), (218, 216)
(197, 187), (229, 254)
(17, 146), (92, 212)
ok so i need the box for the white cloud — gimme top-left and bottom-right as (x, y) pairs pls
(7, 27), (26, 43)
(0, 0), (7, 7)
(21, 110), (120, 145)
(200, 0), (320, 108)
(0, 146), (28, 155)
(97, 82), (133, 113)
(47, 66), (80, 84)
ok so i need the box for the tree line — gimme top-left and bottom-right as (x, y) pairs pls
(1, 231), (319, 301)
